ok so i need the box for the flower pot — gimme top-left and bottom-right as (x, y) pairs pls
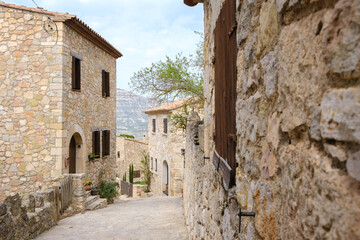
(85, 185), (91, 191)
(91, 189), (99, 196)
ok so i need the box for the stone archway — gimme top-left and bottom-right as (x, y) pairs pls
(68, 133), (83, 173)
(162, 160), (169, 196)
(64, 123), (86, 174)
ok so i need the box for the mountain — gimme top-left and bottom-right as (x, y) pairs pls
(116, 89), (156, 139)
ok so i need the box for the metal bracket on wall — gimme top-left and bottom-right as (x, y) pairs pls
(238, 209), (255, 232)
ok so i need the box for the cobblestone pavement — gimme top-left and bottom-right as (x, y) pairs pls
(36, 196), (189, 240)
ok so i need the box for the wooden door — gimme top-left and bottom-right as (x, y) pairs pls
(69, 136), (76, 174)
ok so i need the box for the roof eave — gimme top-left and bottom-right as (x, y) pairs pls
(61, 18), (123, 59)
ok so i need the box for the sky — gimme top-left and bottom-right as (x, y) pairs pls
(6, 0), (204, 91)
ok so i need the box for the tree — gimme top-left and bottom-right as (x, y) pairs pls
(129, 33), (204, 105)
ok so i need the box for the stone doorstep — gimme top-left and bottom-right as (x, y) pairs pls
(85, 190), (91, 198)
(85, 195), (99, 208)
(85, 198), (107, 211)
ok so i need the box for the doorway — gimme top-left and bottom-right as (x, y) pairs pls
(69, 135), (76, 173)
(162, 161), (169, 196)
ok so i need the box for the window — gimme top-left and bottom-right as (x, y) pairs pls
(213, 0), (237, 189)
(72, 56), (81, 90)
(102, 130), (110, 156)
(152, 119), (156, 133)
(92, 130), (100, 157)
(151, 157), (153, 170)
(163, 118), (168, 134)
(102, 70), (110, 97)
(117, 151), (120, 158)
(155, 158), (157, 172)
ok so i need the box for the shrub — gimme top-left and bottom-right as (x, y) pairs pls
(97, 180), (119, 204)
(140, 151), (152, 191)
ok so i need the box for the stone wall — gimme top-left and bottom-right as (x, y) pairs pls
(147, 110), (186, 196)
(61, 22), (117, 185)
(0, 6), (64, 200)
(183, 0), (360, 239)
(0, 4), (118, 200)
(0, 190), (57, 240)
(116, 137), (148, 181)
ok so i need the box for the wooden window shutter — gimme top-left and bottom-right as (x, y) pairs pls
(102, 70), (106, 97)
(72, 57), (81, 90)
(102, 130), (110, 156)
(92, 131), (100, 156)
(72, 56), (76, 89)
(214, 0), (237, 189)
(163, 118), (168, 133)
(106, 71), (110, 97)
(152, 119), (156, 132)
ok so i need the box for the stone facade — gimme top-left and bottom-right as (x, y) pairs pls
(183, 0), (360, 239)
(145, 100), (187, 197)
(0, 3), (121, 201)
(116, 136), (148, 181)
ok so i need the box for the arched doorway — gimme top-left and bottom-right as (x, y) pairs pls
(162, 161), (169, 196)
(68, 132), (83, 174)
(69, 136), (76, 173)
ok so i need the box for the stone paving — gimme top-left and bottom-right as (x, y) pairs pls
(36, 196), (189, 240)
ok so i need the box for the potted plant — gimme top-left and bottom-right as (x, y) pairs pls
(88, 153), (99, 161)
(84, 178), (92, 191)
(91, 186), (99, 196)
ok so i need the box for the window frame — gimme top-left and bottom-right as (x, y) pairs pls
(102, 70), (110, 98)
(92, 130), (100, 157)
(102, 130), (110, 157)
(71, 56), (81, 91)
(152, 119), (156, 133)
(163, 118), (168, 134)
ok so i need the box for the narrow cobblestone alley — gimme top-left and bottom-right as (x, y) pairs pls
(36, 197), (188, 240)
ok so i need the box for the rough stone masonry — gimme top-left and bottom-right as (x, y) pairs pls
(183, 0), (360, 239)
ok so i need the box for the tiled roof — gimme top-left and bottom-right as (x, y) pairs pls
(0, 1), (122, 58)
(144, 98), (190, 114)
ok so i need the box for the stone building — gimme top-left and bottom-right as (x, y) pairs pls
(0, 2), (122, 201)
(144, 99), (187, 196)
(183, 0), (360, 239)
(116, 136), (148, 181)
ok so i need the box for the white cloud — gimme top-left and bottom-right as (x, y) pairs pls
(7, 0), (204, 90)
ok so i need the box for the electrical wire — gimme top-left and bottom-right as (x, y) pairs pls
(30, 0), (59, 45)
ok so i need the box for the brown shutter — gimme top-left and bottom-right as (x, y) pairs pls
(214, 0), (237, 188)
(102, 130), (110, 156)
(77, 58), (81, 89)
(106, 71), (110, 97)
(72, 56), (76, 89)
(102, 70), (106, 97)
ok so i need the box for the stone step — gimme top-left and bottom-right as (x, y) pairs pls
(85, 198), (108, 211)
(85, 195), (99, 208)
(85, 190), (91, 198)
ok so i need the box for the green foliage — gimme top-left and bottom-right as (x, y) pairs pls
(170, 104), (190, 131)
(140, 151), (152, 191)
(123, 172), (126, 182)
(133, 181), (147, 185)
(97, 180), (119, 204)
(129, 32), (204, 105)
(84, 178), (92, 186)
(129, 164), (134, 184)
(118, 134), (135, 139)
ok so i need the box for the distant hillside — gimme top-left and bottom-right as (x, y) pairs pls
(116, 89), (156, 139)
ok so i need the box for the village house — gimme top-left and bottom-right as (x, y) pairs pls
(116, 136), (147, 182)
(144, 99), (187, 197)
(183, 0), (360, 239)
(0, 2), (122, 201)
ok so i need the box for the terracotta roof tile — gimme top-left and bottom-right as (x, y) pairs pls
(144, 98), (190, 114)
(0, 1), (122, 58)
